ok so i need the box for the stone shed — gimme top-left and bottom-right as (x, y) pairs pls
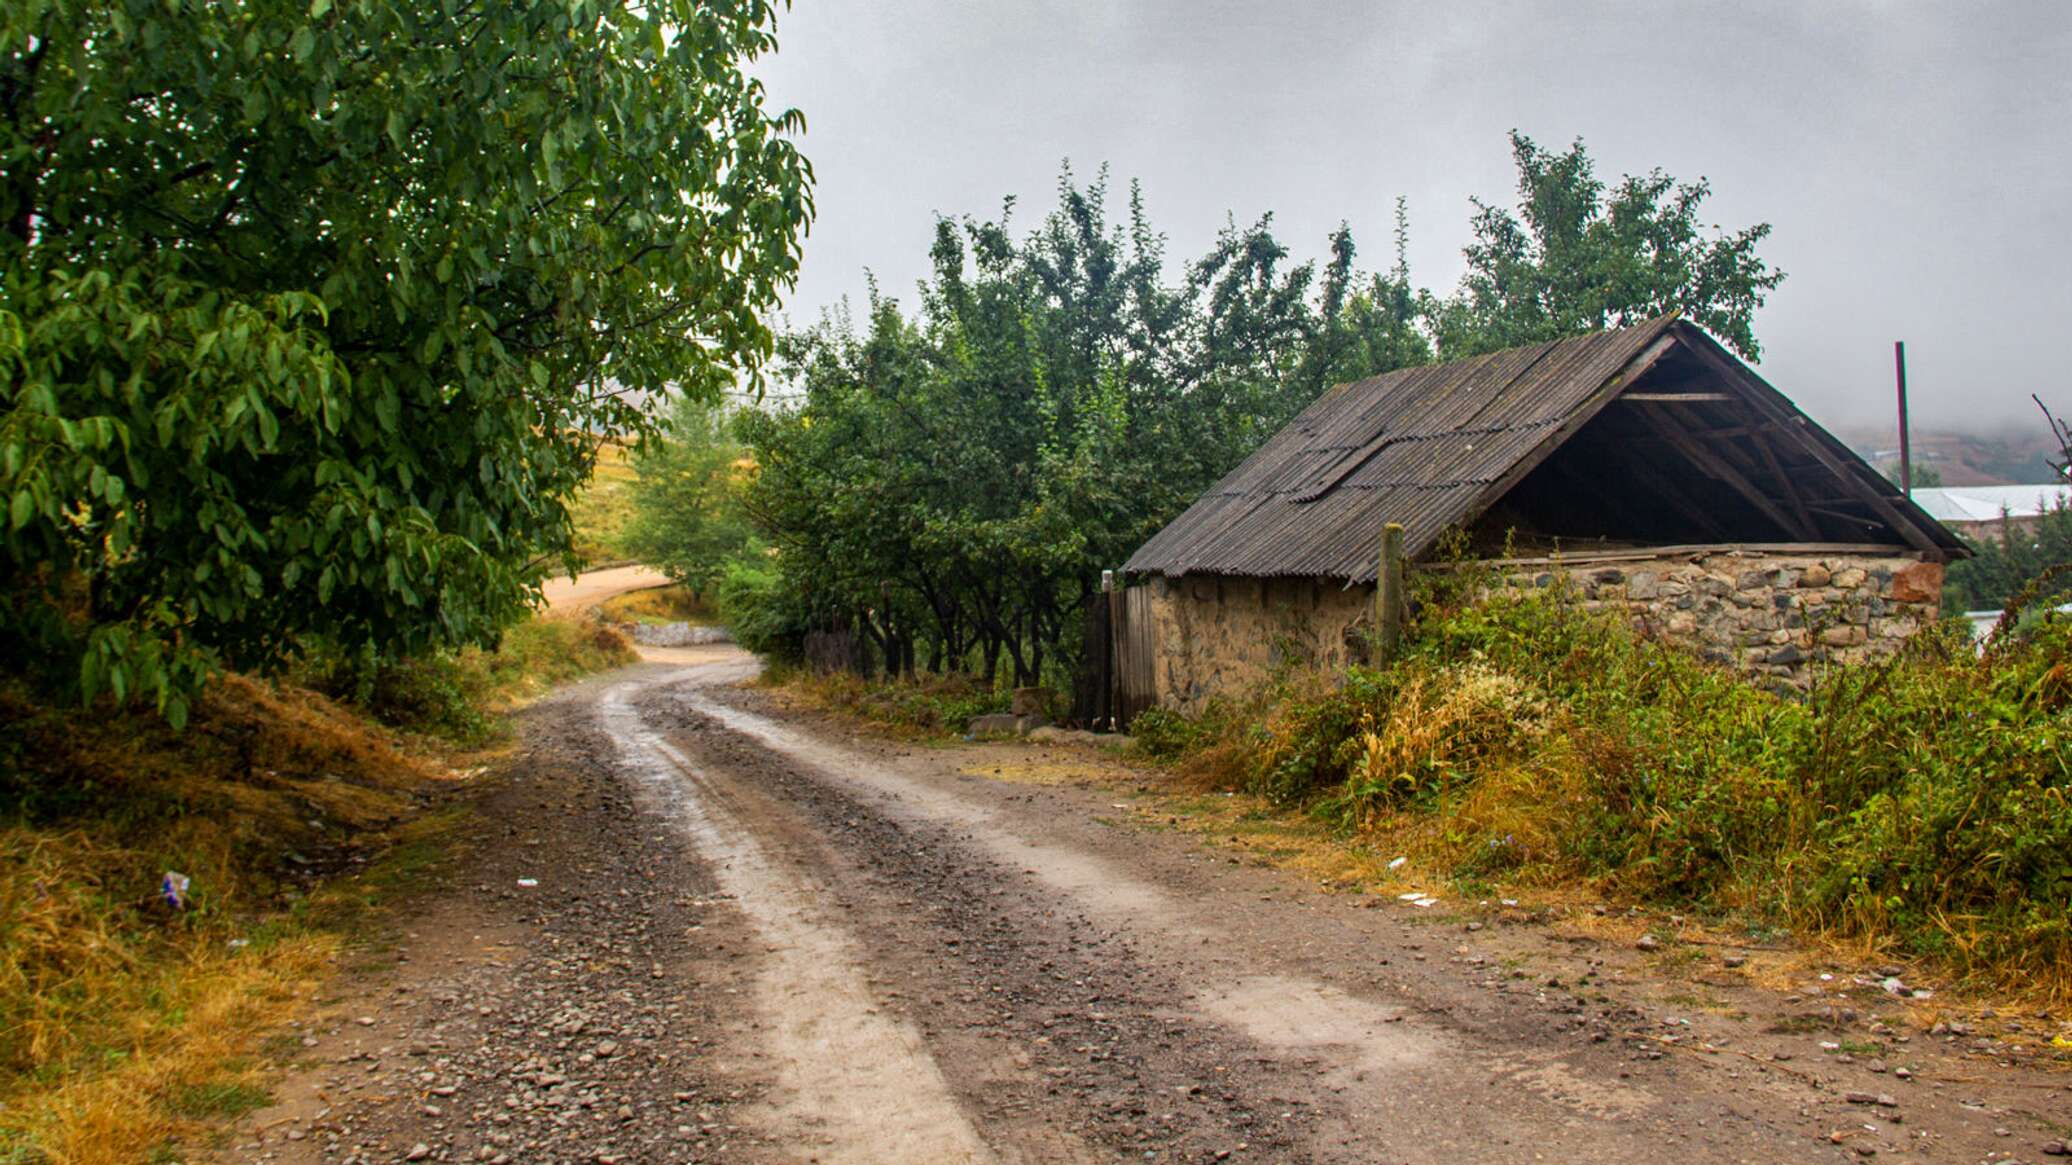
(1120, 317), (1968, 712)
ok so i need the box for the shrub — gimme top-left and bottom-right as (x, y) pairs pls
(1152, 586), (2072, 996)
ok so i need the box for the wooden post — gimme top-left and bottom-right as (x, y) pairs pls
(1894, 340), (1912, 497)
(1102, 570), (1121, 731)
(1376, 523), (1405, 660)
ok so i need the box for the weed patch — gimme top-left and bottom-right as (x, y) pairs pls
(772, 669), (1010, 736)
(1142, 586), (2072, 1001)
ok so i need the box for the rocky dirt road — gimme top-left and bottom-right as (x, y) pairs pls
(231, 650), (2071, 1164)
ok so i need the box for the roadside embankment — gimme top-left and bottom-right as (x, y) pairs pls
(0, 615), (634, 1163)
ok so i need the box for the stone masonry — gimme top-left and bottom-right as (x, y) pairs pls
(1491, 550), (1945, 681)
(1140, 550), (1947, 712)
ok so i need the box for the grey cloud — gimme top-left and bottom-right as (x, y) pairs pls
(755, 1), (2072, 433)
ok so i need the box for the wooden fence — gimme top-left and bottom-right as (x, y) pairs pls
(1072, 576), (1157, 731)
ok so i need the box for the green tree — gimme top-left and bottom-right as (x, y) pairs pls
(1433, 131), (1783, 360)
(737, 171), (1426, 684)
(621, 395), (759, 600)
(1, 0), (811, 722)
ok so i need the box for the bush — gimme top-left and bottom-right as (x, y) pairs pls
(787, 671), (1010, 736)
(716, 555), (812, 662)
(304, 618), (635, 745)
(1155, 587), (2072, 996)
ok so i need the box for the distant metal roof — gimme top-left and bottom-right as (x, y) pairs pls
(1910, 484), (2070, 524)
(1125, 319), (1963, 582)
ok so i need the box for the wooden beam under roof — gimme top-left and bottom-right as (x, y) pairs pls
(1673, 329), (1944, 554)
(1630, 402), (1822, 540)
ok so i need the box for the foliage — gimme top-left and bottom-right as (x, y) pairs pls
(620, 395), (761, 597)
(1152, 585), (2072, 996)
(304, 617), (636, 745)
(0, 0), (811, 724)
(1943, 399), (2072, 614)
(715, 553), (811, 662)
(1431, 132), (1784, 361)
(739, 171), (1429, 685)
(1944, 501), (2072, 615)
(736, 136), (1781, 690)
(783, 669), (1010, 737)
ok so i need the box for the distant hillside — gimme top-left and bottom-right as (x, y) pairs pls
(1832, 423), (2062, 486)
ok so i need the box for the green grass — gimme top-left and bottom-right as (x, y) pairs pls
(771, 667), (1011, 736)
(167, 1080), (273, 1120)
(1146, 575), (2072, 1002)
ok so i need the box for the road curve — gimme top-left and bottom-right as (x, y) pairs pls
(235, 649), (2072, 1164)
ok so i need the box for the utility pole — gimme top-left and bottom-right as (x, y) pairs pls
(1894, 341), (1912, 497)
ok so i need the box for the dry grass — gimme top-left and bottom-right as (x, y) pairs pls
(596, 584), (715, 626)
(452, 618), (638, 709)
(0, 674), (461, 1164)
(567, 439), (638, 568)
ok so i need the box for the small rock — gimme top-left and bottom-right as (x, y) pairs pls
(405, 1145), (432, 1162)
(1636, 935), (1661, 951)
(2039, 1140), (2069, 1157)
(1723, 954), (1748, 968)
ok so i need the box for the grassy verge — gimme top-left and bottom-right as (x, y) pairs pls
(1130, 580), (2072, 1003)
(567, 439), (637, 568)
(313, 618), (637, 748)
(0, 617), (632, 1163)
(596, 584), (717, 626)
(763, 666), (1010, 738)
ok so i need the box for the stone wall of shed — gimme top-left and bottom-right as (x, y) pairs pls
(1143, 575), (1372, 712)
(1142, 551), (1945, 712)
(1490, 551), (1945, 681)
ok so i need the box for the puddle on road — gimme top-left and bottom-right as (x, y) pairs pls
(598, 681), (999, 1165)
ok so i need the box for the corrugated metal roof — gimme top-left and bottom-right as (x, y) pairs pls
(1124, 318), (1962, 582)
(1910, 484), (2071, 523)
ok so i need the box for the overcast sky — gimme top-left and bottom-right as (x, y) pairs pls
(753, 1), (2071, 436)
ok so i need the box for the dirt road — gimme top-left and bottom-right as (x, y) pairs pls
(537, 565), (672, 616)
(234, 650), (2071, 1164)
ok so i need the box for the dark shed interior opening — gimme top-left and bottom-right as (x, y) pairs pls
(1469, 345), (1914, 554)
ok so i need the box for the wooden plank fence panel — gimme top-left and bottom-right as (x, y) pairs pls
(1115, 585), (1157, 729)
